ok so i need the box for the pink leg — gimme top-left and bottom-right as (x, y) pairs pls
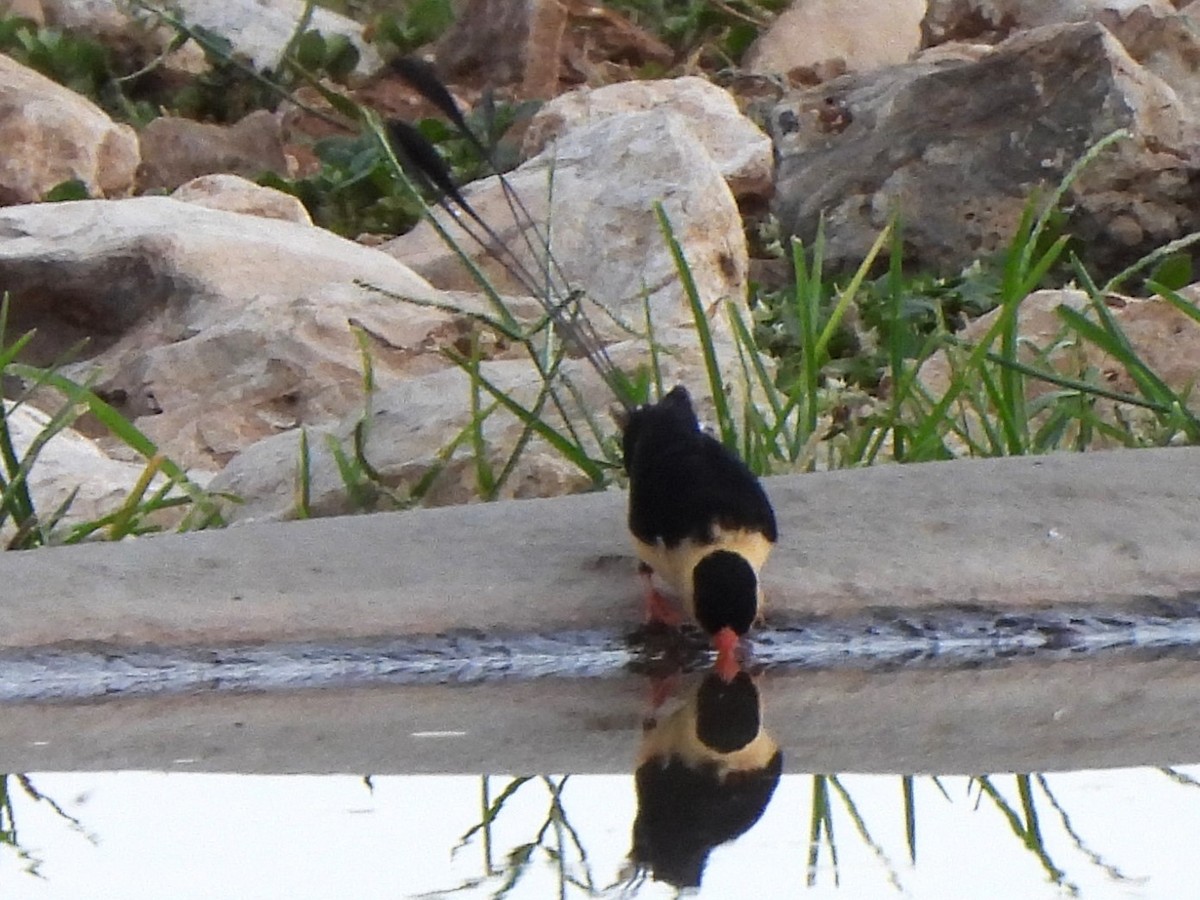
(639, 563), (683, 626)
(644, 671), (682, 723)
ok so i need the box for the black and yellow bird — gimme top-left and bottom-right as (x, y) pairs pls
(622, 385), (777, 681)
(385, 58), (778, 675)
(628, 670), (783, 889)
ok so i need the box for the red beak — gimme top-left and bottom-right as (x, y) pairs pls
(713, 627), (741, 683)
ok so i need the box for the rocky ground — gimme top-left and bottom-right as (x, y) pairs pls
(3, 0), (1200, 536)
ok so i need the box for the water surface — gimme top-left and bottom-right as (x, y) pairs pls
(4, 635), (1200, 897)
(4, 766), (1197, 898)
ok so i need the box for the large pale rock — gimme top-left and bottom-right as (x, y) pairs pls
(38, 0), (382, 75)
(745, 0), (926, 76)
(171, 174), (311, 224)
(214, 102), (771, 521)
(210, 361), (597, 523)
(0, 54), (138, 204)
(0, 197), (455, 470)
(521, 77), (774, 200)
(137, 110), (288, 192)
(769, 21), (1200, 276)
(387, 107), (750, 345)
(171, 0), (382, 75)
(210, 334), (743, 522)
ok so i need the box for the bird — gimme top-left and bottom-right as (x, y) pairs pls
(621, 385), (777, 681)
(628, 670), (783, 889)
(384, 58), (778, 676)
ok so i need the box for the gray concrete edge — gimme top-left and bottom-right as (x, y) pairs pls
(2, 446), (1199, 651)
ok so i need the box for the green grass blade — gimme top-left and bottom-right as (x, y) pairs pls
(443, 351), (606, 484)
(1151, 282), (1200, 327)
(654, 202), (735, 448)
(9, 364), (223, 523)
(643, 293), (665, 400)
(455, 776), (535, 850)
(902, 776), (916, 864)
(793, 229), (823, 443)
(1104, 230), (1200, 293)
(814, 221), (892, 363)
(105, 454), (165, 540)
(295, 427), (313, 519)
(464, 342), (497, 499)
(964, 337), (1172, 412)
(1056, 304), (1188, 412)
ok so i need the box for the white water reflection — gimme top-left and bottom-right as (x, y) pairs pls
(4, 767), (1197, 898)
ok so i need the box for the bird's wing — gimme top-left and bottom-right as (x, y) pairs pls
(629, 434), (777, 547)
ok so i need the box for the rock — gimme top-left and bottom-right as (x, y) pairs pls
(921, 0), (1179, 45)
(745, 0), (926, 76)
(912, 41), (996, 66)
(0, 197), (456, 470)
(521, 77), (774, 200)
(0, 401), (182, 544)
(0, 0), (44, 25)
(37, 0), (210, 81)
(137, 110), (289, 193)
(923, 2), (1200, 114)
(1106, 2), (1200, 114)
(171, 174), (311, 223)
(434, 0), (568, 98)
(170, 0), (382, 75)
(555, 0), (676, 86)
(918, 288), (1200, 450)
(0, 54), (139, 204)
(210, 361), (596, 522)
(209, 333), (742, 522)
(386, 107), (750, 345)
(211, 98), (772, 521)
(38, 0), (382, 76)
(768, 21), (1200, 277)
(432, 0), (680, 95)
(38, 0), (130, 36)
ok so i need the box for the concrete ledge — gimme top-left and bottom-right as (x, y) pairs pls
(3, 447), (1200, 650)
(3, 447), (1200, 775)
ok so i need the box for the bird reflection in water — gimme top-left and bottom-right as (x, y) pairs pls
(624, 670), (783, 890)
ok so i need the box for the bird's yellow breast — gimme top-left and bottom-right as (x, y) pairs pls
(639, 695), (779, 779)
(632, 527), (774, 609)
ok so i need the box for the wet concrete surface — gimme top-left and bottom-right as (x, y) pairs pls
(2, 447), (1199, 649)
(1, 447), (1199, 772)
(3, 598), (1200, 702)
(1, 649), (1198, 775)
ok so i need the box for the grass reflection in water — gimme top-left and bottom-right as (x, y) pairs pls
(0, 765), (1193, 897)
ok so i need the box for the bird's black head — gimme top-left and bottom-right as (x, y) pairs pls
(692, 550), (758, 638)
(695, 671), (761, 754)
